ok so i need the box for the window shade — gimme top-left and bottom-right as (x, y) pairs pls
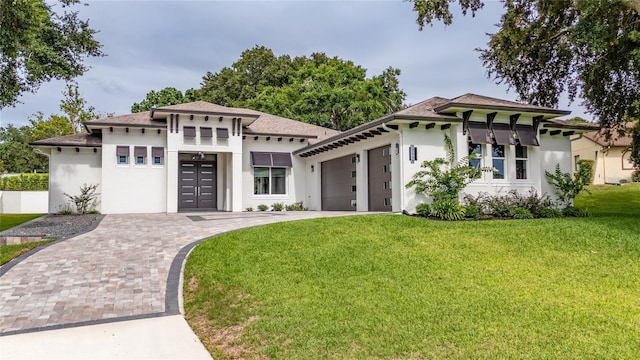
(116, 146), (129, 156)
(250, 152), (292, 167)
(200, 127), (213, 138)
(467, 122), (492, 144)
(516, 125), (539, 146)
(216, 128), (229, 139)
(152, 147), (164, 158)
(134, 146), (147, 157)
(183, 126), (196, 137)
(492, 123), (515, 145)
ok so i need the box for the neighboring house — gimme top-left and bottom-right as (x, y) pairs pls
(31, 94), (595, 214)
(571, 124), (634, 184)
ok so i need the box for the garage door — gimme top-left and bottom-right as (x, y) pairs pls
(368, 145), (392, 211)
(321, 154), (357, 211)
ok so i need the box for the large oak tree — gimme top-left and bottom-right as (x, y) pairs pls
(0, 0), (103, 108)
(409, 0), (640, 129)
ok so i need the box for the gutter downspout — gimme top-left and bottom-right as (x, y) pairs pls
(382, 123), (404, 212)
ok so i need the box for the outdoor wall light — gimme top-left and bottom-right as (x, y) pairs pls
(311, 165), (315, 172)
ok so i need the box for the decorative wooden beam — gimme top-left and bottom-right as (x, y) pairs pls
(425, 123), (435, 130)
(219, 116), (223, 122)
(57, 147), (61, 152)
(364, 132), (374, 137)
(157, 129), (161, 134)
(550, 130), (561, 136)
(277, 137), (282, 141)
(190, 114), (194, 120)
(386, 124), (399, 130)
(533, 115), (543, 133)
(125, 127), (129, 133)
(440, 123), (451, 130)
(350, 136), (360, 142)
(109, 127), (113, 132)
(539, 129), (548, 135)
(254, 136), (259, 140)
(75, 147), (79, 152)
(175, 114), (179, 133)
(300, 139), (305, 142)
(170, 114), (174, 133)
(357, 134), (367, 139)
(205, 116), (209, 121)
(563, 131), (575, 136)
(370, 130), (381, 135)
(93, 148), (97, 153)
(141, 128), (145, 134)
(486, 112), (497, 129)
(510, 114), (521, 131)
(409, 122), (419, 129)
(265, 136), (270, 141)
(462, 110), (473, 135)
(377, 127), (389, 133)
(242, 135), (246, 139)
(290, 138), (294, 142)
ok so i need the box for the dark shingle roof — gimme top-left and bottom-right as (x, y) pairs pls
(582, 123), (633, 147)
(30, 133), (102, 147)
(85, 111), (161, 128)
(434, 93), (571, 115)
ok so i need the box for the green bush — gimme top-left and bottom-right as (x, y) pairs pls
(463, 189), (555, 218)
(539, 207), (563, 218)
(464, 205), (480, 219)
(246, 207), (254, 212)
(272, 203), (284, 211)
(415, 203), (431, 217)
(431, 199), (465, 221)
(562, 206), (589, 217)
(285, 202), (307, 211)
(257, 204), (268, 212)
(512, 207), (533, 219)
(632, 170), (640, 183)
(545, 161), (592, 207)
(0, 174), (48, 191)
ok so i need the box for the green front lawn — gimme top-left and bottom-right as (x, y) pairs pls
(0, 213), (44, 232)
(184, 184), (640, 359)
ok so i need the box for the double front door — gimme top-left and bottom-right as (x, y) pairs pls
(178, 160), (216, 210)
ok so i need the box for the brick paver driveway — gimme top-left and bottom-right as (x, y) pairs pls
(0, 211), (365, 335)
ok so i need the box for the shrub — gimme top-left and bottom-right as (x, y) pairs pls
(0, 174), (48, 191)
(246, 207), (254, 212)
(272, 203), (284, 211)
(512, 207), (533, 219)
(257, 204), (268, 211)
(64, 183), (99, 214)
(463, 189), (555, 218)
(539, 207), (563, 218)
(464, 205), (480, 219)
(632, 170), (640, 183)
(562, 206), (589, 217)
(431, 199), (465, 221)
(285, 202), (306, 211)
(56, 204), (74, 215)
(415, 203), (431, 217)
(545, 161), (592, 207)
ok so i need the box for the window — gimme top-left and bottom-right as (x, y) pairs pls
(200, 127), (213, 138)
(574, 155), (580, 171)
(351, 170), (357, 178)
(622, 151), (634, 170)
(183, 126), (196, 137)
(116, 146), (129, 164)
(492, 144), (506, 179)
(468, 142), (482, 169)
(152, 147), (164, 165)
(254, 167), (287, 195)
(515, 145), (528, 180)
(134, 146), (147, 165)
(351, 185), (357, 192)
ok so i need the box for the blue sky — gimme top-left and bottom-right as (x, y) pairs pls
(0, 0), (591, 127)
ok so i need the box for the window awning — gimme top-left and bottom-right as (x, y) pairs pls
(250, 152), (293, 167)
(116, 146), (129, 156)
(467, 122), (492, 144)
(183, 126), (196, 137)
(200, 127), (213, 138)
(216, 128), (229, 139)
(134, 146), (147, 157)
(492, 123), (515, 145)
(152, 147), (164, 158)
(516, 124), (539, 146)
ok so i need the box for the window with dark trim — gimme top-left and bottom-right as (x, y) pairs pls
(200, 127), (213, 138)
(468, 142), (482, 169)
(253, 167), (286, 195)
(515, 145), (528, 180)
(134, 146), (147, 165)
(183, 126), (196, 137)
(116, 146), (129, 164)
(492, 144), (506, 179)
(216, 128), (229, 139)
(250, 152), (292, 167)
(152, 147), (164, 165)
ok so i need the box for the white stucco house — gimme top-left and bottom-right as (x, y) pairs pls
(31, 94), (595, 214)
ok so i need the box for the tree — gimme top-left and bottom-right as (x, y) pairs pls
(0, 125), (47, 173)
(0, 0), (103, 108)
(131, 87), (201, 113)
(202, 47), (406, 131)
(59, 83), (99, 133)
(408, 0), (640, 130)
(545, 160), (593, 208)
(29, 113), (75, 141)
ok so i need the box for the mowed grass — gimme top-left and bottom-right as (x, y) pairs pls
(0, 214), (49, 265)
(184, 184), (640, 359)
(0, 213), (43, 232)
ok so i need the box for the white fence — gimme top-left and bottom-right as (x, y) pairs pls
(0, 191), (49, 214)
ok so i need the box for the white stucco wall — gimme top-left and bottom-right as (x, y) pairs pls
(0, 191), (48, 214)
(101, 128), (167, 214)
(48, 148), (102, 213)
(539, 132), (572, 201)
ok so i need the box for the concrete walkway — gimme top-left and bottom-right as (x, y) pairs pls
(0, 211), (367, 358)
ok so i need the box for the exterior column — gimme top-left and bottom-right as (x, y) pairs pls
(166, 150), (179, 213)
(231, 151), (243, 212)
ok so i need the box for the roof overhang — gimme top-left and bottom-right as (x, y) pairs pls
(150, 108), (260, 126)
(433, 103), (571, 118)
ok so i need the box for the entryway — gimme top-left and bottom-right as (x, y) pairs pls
(178, 154), (217, 211)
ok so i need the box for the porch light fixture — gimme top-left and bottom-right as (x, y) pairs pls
(191, 152), (205, 160)
(311, 165), (315, 172)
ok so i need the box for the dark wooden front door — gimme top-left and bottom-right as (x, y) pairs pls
(321, 154), (357, 211)
(368, 145), (392, 211)
(178, 161), (216, 210)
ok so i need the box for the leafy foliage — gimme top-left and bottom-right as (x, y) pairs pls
(430, 199), (466, 221)
(415, 203), (431, 217)
(257, 204), (268, 211)
(409, 0), (640, 131)
(131, 87), (201, 113)
(0, 125), (48, 173)
(512, 207), (534, 219)
(406, 134), (491, 202)
(463, 189), (556, 218)
(59, 83), (100, 133)
(200, 46), (406, 131)
(0, 174), (48, 191)
(271, 202), (284, 212)
(285, 202), (307, 211)
(0, 0), (103, 108)
(631, 120), (640, 170)
(29, 113), (74, 141)
(64, 183), (99, 214)
(545, 161), (593, 207)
